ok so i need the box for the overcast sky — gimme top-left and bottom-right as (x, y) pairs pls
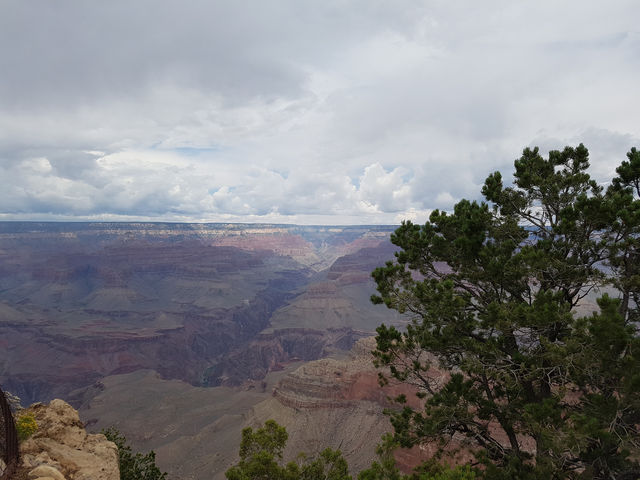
(1, 1), (639, 225)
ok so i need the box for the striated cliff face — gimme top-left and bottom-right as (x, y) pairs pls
(243, 337), (420, 476)
(19, 399), (119, 480)
(0, 240), (309, 402)
(2, 278), (303, 402)
(272, 338), (408, 409)
(205, 327), (362, 386)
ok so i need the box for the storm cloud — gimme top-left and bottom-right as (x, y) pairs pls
(1, 1), (639, 224)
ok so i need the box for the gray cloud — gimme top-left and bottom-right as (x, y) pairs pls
(1, 1), (639, 224)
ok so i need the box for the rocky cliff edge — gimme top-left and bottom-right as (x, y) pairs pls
(18, 399), (119, 480)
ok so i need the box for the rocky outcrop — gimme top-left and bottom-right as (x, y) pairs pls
(243, 337), (422, 475)
(20, 399), (119, 480)
(271, 336), (420, 410)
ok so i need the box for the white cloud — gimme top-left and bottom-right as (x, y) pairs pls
(435, 192), (455, 207)
(358, 163), (412, 212)
(1, 1), (639, 224)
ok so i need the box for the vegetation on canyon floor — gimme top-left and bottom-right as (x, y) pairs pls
(371, 145), (640, 479)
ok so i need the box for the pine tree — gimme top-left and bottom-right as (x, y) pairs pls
(371, 145), (640, 479)
(226, 420), (351, 480)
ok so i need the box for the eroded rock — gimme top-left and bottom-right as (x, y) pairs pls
(20, 399), (119, 480)
(28, 464), (66, 480)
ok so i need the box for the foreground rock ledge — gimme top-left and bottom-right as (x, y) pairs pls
(20, 399), (119, 480)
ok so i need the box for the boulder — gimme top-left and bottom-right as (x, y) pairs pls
(28, 464), (66, 480)
(20, 399), (119, 480)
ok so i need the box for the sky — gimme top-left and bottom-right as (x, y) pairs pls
(1, 1), (639, 225)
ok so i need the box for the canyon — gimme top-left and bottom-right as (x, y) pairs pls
(0, 222), (408, 479)
(0, 222), (400, 403)
(74, 338), (429, 479)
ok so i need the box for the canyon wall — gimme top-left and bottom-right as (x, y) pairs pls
(0, 222), (400, 404)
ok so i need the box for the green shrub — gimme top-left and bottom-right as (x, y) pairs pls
(16, 412), (38, 441)
(226, 420), (351, 480)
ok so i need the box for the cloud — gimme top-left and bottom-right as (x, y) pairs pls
(1, 1), (639, 224)
(358, 163), (411, 212)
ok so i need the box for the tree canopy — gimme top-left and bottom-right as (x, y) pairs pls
(225, 421), (478, 480)
(225, 419), (351, 480)
(102, 427), (167, 480)
(371, 145), (640, 479)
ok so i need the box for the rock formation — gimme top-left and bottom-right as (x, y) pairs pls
(19, 399), (119, 480)
(242, 337), (419, 476)
(0, 222), (398, 404)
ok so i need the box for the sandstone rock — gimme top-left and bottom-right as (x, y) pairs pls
(22, 451), (60, 470)
(21, 399), (119, 480)
(28, 464), (66, 480)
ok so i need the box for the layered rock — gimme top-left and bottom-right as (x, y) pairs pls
(272, 337), (401, 409)
(205, 327), (363, 386)
(243, 337), (420, 475)
(20, 399), (119, 480)
(0, 245), (310, 402)
(0, 222), (399, 404)
(280, 336), (430, 406)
